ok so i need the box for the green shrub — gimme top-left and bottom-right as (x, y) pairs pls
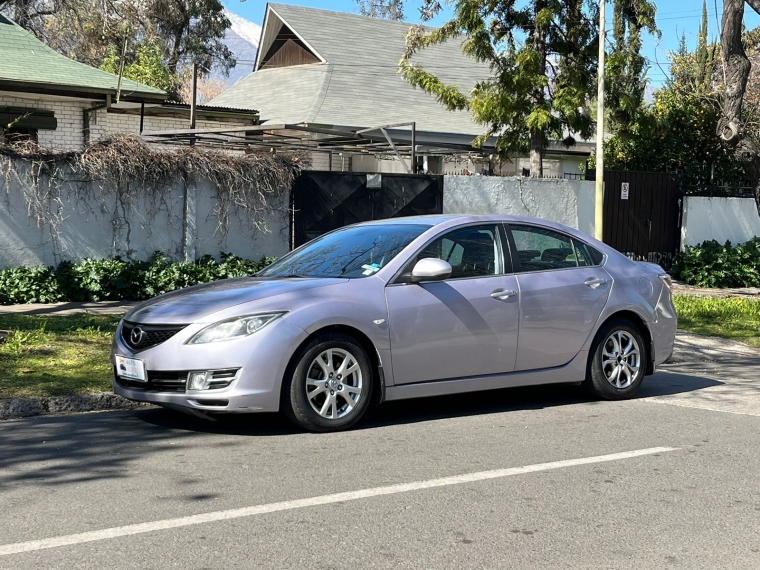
(0, 253), (275, 305)
(672, 238), (760, 288)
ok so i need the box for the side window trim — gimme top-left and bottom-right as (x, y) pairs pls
(506, 223), (603, 274)
(390, 223), (511, 285)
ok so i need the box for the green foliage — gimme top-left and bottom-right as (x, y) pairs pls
(101, 41), (177, 96)
(672, 239), (760, 287)
(0, 253), (276, 305)
(595, 4), (746, 185)
(401, 0), (656, 173)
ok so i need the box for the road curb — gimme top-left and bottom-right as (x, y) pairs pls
(0, 393), (150, 420)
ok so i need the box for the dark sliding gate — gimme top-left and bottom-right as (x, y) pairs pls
(587, 170), (682, 269)
(292, 171), (443, 248)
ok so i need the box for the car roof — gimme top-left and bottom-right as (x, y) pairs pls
(355, 214), (579, 229)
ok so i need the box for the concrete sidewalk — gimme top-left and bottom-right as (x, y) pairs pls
(0, 301), (138, 316)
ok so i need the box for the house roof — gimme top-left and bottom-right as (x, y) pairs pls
(207, 3), (492, 138)
(0, 14), (166, 101)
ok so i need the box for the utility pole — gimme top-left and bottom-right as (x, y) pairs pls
(190, 62), (198, 130)
(594, 0), (606, 241)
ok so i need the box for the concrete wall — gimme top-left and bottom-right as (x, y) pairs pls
(443, 175), (596, 237)
(0, 158), (289, 268)
(682, 196), (760, 248)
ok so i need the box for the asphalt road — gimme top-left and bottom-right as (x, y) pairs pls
(1, 334), (759, 569)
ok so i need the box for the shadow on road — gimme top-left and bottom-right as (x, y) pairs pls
(0, 370), (726, 491)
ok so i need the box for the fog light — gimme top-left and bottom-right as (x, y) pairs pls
(187, 371), (211, 391)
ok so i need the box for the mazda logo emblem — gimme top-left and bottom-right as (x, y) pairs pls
(130, 326), (145, 346)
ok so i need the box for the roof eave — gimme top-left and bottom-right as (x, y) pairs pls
(0, 79), (167, 102)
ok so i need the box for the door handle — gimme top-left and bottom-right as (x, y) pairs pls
(584, 277), (608, 289)
(491, 289), (517, 300)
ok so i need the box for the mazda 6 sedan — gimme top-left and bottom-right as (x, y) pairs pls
(112, 215), (677, 432)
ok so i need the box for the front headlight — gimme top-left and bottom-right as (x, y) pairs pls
(188, 312), (286, 344)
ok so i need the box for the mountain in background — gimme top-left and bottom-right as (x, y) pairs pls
(214, 10), (261, 91)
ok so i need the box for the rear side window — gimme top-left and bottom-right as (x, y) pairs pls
(509, 225), (602, 272)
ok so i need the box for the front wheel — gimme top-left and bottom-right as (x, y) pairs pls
(283, 334), (373, 432)
(586, 319), (647, 400)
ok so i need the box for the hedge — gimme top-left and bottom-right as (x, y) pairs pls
(672, 238), (760, 288)
(0, 253), (275, 305)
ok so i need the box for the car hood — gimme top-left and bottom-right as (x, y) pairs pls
(124, 277), (344, 324)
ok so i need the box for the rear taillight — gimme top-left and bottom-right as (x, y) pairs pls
(659, 274), (673, 289)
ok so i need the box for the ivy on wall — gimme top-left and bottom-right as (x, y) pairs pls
(0, 135), (302, 263)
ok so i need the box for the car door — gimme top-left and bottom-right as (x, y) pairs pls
(385, 224), (520, 385)
(507, 224), (611, 371)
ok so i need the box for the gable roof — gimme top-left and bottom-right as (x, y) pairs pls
(0, 14), (166, 101)
(208, 3), (492, 138)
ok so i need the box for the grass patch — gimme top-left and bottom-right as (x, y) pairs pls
(0, 314), (120, 399)
(674, 295), (760, 348)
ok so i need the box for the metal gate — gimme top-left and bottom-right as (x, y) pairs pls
(292, 171), (443, 248)
(589, 171), (682, 269)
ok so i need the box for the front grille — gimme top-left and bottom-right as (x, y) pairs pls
(121, 321), (186, 351)
(115, 368), (240, 392)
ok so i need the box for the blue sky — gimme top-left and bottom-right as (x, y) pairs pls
(225, 0), (760, 88)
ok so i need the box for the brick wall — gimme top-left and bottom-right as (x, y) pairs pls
(0, 93), (89, 150)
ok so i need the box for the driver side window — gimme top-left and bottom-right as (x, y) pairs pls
(416, 224), (505, 279)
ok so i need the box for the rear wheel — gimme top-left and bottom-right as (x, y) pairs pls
(283, 334), (373, 432)
(586, 319), (647, 400)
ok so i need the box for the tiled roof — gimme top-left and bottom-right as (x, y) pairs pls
(0, 14), (165, 100)
(208, 3), (491, 137)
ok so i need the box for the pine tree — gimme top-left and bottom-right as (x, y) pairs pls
(694, 0), (717, 93)
(400, 0), (656, 177)
(605, 0), (656, 138)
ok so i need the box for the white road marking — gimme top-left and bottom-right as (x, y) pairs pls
(0, 446), (677, 557)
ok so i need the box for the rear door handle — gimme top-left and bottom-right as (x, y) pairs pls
(491, 289), (517, 300)
(584, 277), (608, 289)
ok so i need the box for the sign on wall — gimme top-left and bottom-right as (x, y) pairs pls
(621, 182), (630, 200)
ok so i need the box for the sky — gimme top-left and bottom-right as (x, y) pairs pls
(224, 0), (760, 89)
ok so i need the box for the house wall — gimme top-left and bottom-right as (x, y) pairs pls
(0, 92), (90, 149)
(1, 92), (250, 151)
(443, 175), (596, 237)
(681, 196), (760, 249)
(0, 157), (290, 268)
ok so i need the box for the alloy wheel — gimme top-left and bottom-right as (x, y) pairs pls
(305, 348), (363, 420)
(601, 330), (641, 389)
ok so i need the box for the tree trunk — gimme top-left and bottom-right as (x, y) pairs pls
(529, 0), (549, 178)
(720, 0), (760, 215)
(529, 133), (543, 178)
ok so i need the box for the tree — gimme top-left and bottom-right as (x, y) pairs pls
(356, 0), (405, 20)
(718, 0), (760, 214)
(1, 0), (234, 94)
(101, 41), (177, 97)
(400, 0), (656, 177)
(606, 0), (656, 137)
(595, 13), (745, 188)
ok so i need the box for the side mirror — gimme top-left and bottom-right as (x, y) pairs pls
(411, 258), (452, 283)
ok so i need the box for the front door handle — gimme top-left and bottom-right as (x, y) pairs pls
(491, 289), (517, 300)
(584, 277), (608, 289)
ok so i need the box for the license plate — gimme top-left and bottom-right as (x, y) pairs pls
(115, 356), (147, 382)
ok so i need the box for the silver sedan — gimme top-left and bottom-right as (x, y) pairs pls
(112, 215), (677, 432)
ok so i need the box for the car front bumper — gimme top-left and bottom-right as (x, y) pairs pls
(111, 317), (309, 414)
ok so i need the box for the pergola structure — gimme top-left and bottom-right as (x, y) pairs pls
(143, 122), (497, 174)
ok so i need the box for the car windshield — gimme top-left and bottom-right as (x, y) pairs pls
(258, 224), (430, 279)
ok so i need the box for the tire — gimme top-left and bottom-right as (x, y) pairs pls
(282, 333), (373, 432)
(585, 319), (648, 400)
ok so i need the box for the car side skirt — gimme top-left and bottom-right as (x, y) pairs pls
(384, 350), (588, 402)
